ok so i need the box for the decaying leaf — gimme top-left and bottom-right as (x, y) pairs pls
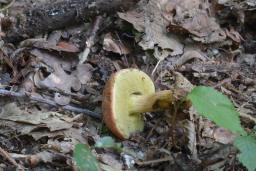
(72, 63), (94, 84)
(118, 0), (184, 59)
(54, 93), (71, 106)
(30, 49), (77, 72)
(163, 0), (226, 43)
(213, 128), (236, 144)
(0, 103), (73, 131)
(29, 127), (87, 143)
(0, 104), (87, 143)
(103, 33), (131, 55)
(20, 38), (79, 53)
(99, 154), (123, 171)
(34, 64), (81, 93)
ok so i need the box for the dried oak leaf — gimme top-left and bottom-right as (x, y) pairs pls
(164, 0), (226, 43)
(30, 48), (77, 72)
(34, 64), (81, 92)
(72, 63), (93, 84)
(103, 33), (131, 55)
(20, 38), (79, 53)
(30, 127), (87, 142)
(0, 103), (73, 131)
(118, 0), (183, 59)
(54, 92), (71, 106)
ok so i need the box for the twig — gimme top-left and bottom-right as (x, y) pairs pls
(239, 112), (256, 124)
(79, 16), (103, 64)
(38, 87), (89, 101)
(0, 89), (101, 119)
(114, 31), (129, 67)
(0, 146), (25, 171)
(136, 156), (174, 166)
(0, 0), (15, 11)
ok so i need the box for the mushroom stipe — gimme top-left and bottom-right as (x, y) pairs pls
(102, 69), (175, 139)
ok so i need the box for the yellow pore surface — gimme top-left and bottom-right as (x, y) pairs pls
(112, 69), (155, 138)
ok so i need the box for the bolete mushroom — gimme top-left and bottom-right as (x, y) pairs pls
(102, 68), (175, 139)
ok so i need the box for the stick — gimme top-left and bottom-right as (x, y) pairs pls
(0, 146), (25, 171)
(3, 0), (138, 43)
(0, 89), (101, 119)
(136, 156), (174, 166)
(79, 16), (103, 64)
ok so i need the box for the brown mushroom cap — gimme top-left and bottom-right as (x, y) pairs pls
(102, 69), (155, 139)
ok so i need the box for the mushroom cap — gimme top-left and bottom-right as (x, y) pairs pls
(102, 69), (155, 139)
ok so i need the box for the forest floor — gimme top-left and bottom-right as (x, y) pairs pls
(0, 0), (255, 170)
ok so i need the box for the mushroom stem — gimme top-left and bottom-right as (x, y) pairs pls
(129, 90), (174, 114)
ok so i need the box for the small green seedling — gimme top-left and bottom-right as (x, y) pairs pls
(73, 144), (101, 171)
(187, 86), (256, 171)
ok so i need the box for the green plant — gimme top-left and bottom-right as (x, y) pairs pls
(73, 136), (126, 171)
(73, 144), (101, 171)
(187, 86), (256, 171)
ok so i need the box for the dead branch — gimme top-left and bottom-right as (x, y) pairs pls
(0, 146), (25, 171)
(0, 89), (101, 119)
(3, 0), (139, 43)
(79, 16), (103, 64)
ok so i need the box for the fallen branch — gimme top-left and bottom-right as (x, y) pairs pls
(0, 89), (101, 119)
(3, 0), (138, 43)
(136, 156), (174, 166)
(79, 16), (103, 64)
(0, 146), (25, 171)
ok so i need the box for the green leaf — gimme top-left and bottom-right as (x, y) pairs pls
(187, 86), (245, 135)
(95, 136), (122, 151)
(234, 135), (256, 171)
(73, 144), (100, 171)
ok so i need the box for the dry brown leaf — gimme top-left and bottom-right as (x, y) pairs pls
(0, 103), (73, 131)
(225, 28), (244, 43)
(213, 128), (236, 144)
(30, 127), (87, 143)
(164, 0), (226, 43)
(72, 63), (93, 84)
(201, 119), (235, 144)
(118, 0), (183, 59)
(20, 38), (79, 53)
(30, 49), (77, 72)
(54, 93), (71, 106)
(55, 41), (80, 53)
(173, 72), (194, 92)
(99, 154), (123, 171)
(34, 64), (81, 93)
(103, 33), (131, 55)
(45, 139), (76, 153)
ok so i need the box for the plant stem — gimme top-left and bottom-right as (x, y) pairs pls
(129, 90), (174, 114)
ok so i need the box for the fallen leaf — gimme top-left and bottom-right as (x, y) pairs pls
(30, 49), (77, 72)
(213, 128), (236, 144)
(0, 103), (73, 131)
(103, 33), (131, 55)
(165, 0), (227, 43)
(56, 41), (80, 53)
(20, 38), (79, 53)
(54, 93), (71, 106)
(99, 154), (123, 171)
(118, 0), (183, 59)
(34, 64), (81, 93)
(72, 63), (93, 84)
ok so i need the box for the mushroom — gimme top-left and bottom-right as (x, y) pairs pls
(102, 68), (176, 139)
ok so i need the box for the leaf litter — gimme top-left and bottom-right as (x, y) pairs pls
(0, 0), (255, 170)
